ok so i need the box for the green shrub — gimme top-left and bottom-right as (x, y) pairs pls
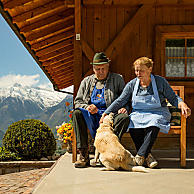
(3, 119), (56, 160)
(0, 146), (21, 161)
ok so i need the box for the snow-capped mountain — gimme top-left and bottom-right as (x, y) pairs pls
(0, 83), (68, 109)
(0, 84), (73, 145)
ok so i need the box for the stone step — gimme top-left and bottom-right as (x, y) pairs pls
(0, 160), (55, 175)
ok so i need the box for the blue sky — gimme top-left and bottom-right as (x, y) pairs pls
(0, 14), (52, 89)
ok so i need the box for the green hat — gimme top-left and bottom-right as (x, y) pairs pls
(90, 52), (111, 65)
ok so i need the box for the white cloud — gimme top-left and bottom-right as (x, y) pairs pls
(0, 74), (74, 93)
(0, 74), (41, 88)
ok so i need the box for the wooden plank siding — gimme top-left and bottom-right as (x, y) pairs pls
(81, 4), (194, 149)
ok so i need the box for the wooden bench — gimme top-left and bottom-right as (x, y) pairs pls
(165, 86), (186, 167)
(72, 86), (186, 167)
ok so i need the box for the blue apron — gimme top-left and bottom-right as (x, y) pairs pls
(78, 85), (106, 138)
(128, 74), (171, 133)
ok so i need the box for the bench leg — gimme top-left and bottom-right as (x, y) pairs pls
(180, 118), (186, 168)
(72, 129), (77, 163)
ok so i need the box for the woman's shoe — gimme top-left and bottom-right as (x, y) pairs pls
(134, 155), (145, 166)
(146, 153), (158, 168)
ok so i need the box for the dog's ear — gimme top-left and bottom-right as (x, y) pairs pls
(109, 112), (114, 119)
(108, 113), (114, 127)
(110, 120), (113, 127)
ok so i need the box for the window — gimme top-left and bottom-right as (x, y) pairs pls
(155, 25), (194, 80)
(165, 39), (194, 78)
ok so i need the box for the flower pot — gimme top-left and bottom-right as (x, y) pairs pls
(62, 142), (72, 153)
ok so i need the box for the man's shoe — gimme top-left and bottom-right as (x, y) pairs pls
(74, 158), (90, 168)
(146, 153), (158, 168)
(134, 155), (145, 166)
(74, 148), (90, 168)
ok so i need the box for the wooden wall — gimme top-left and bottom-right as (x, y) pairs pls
(80, 4), (194, 149)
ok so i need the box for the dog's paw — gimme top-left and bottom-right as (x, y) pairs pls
(90, 159), (97, 167)
(132, 166), (149, 173)
(100, 167), (115, 171)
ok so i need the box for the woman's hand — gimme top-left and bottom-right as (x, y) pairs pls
(99, 113), (107, 123)
(86, 104), (98, 114)
(118, 108), (128, 114)
(178, 101), (191, 118)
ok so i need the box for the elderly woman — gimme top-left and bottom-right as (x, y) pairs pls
(101, 57), (191, 168)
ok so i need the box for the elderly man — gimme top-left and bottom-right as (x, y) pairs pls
(72, 52), (129, 168)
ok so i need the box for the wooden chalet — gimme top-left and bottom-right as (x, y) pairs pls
(0, 0), (193, 150)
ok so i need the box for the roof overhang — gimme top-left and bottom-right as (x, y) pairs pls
(0, 0), (75, 91)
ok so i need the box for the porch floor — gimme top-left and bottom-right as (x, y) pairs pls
(33, 151), (194, 194)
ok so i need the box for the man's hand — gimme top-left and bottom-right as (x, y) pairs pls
(118, 108), (128, 114)
(86, 104), (98, 114)
(178, 101), (191, 118)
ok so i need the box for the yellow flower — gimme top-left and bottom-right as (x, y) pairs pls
(56, 121), (73, 144)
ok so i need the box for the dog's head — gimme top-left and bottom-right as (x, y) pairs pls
(103, 113), (114, 127)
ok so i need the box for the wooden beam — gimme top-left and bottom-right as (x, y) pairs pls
(3, 0), (32, 10)
(17, 5), (69, 28)
(51, 63), (73, 71)
(83, 0), (194, 5)
(83, 68), (93, 78)
(48, 67), (73, 77)
(50, 60), (73, 70)
(31, 29), (74, 51)
(53, 73), (73, 82)
(41, 50), (74, 66)
(54, 75), (73, 83)
(81, 39), (95, 62)
(54, 79), (73, 87)
(38, 45), (74, 61)
(57, 80), (74, 90)
(30, 27), (74, 49)
(73, 0), (82, 163)
(11, 0), (74, 21)
(156, 25), (194, 34)
(25, 18), (74, 41)
(45, 61), (73, 70)
(46, 62), (73, 72)
(74, 0), (82, 93)
(35, 38), (73, 56)
(74, 39), (95, 78)
(51, 68), (73, 76)
(10, 0), (56, 17)
(105, 4), (152, 59)
(42, 56), (73, 68)
(56, 77), (73, 84)
(20, 9), (74, 33)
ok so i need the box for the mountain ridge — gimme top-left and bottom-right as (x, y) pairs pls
(0, 84), (73, 145)
(0, 83), (68, 109)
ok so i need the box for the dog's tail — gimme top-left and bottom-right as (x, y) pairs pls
(132, 166), (149, 173)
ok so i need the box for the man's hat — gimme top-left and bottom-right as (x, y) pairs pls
(90, 52), (111, 65)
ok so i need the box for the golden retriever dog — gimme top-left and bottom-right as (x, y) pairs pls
(90, 113), (148, 173)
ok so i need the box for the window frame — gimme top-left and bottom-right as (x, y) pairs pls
(155, 25), (194, 81)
